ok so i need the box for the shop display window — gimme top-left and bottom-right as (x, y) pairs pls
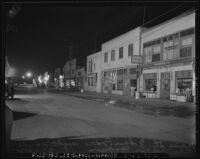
(145, 79), (157, 91)
(176, 78), (192, 94)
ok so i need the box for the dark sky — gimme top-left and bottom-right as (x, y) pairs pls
(4, 2), (195, 79)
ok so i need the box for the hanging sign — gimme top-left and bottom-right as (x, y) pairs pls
(131, 55), (143, 64)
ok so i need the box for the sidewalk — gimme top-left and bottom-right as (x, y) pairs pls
(65, 90), (195, 107)
(58, 90), (195, 118)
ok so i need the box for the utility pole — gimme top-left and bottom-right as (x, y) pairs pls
(64, 39), (78, 89)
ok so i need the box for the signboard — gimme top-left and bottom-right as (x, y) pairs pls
(131, 55), (143, 64)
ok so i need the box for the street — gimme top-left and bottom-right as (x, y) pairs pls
(6, 86), (195, 154)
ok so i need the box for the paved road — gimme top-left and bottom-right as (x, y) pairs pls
(6, 86), (195, 145)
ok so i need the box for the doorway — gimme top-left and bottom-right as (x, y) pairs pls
(160, 72), (170, 99)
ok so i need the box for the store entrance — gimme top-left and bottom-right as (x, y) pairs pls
(160, 72), (170, 99)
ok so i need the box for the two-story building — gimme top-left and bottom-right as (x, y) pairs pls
(86, 51), (102, 92)
(101, 27), (142, 95)
(63, 58), (77, 87)
(76, 66), (87, 90)
(140, 11), (195, 100)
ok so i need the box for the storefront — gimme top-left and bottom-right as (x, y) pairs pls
(175, 70), (192, 94)
(143, 73), (157, 98)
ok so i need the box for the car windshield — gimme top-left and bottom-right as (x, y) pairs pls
(4, 3), (196, 157)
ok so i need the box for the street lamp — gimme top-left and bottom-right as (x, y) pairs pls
(26, 72), (32, 78)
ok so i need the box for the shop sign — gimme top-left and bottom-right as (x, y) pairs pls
(143, 73), (157, 79)
(175, 70), (192, 78)
(131, 55), (143, 64)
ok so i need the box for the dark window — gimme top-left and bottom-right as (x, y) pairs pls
(117, 80), (123, 90)
(152, 54), (160, 62)
(130, 79), (137, 87)
(117, 69), (123, 75)
(130, 68), (136, 74)
(111, 50), (115, 61)
(163, 37), (167, 42)
(128, 43), (133, 56)
(180, 47), (192, 57)
(168, 35), (173, 41)
(119, 47), (123, 59)
(104, 52), (108, 63)
(180, 28), (194, 37)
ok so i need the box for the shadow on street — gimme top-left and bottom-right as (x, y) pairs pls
(12, 111), (37, 121)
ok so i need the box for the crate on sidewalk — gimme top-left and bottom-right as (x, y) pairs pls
(170, 94), (177, 101)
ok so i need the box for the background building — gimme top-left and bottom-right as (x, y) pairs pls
(76, 66), (86, 90)
(86, 51), (102, 92)
(63, 58), (77, 88)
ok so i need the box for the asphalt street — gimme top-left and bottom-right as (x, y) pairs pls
(6, 86), (195, 145)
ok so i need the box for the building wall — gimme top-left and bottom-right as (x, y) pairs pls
(102, 27), (141, 70)
(141, 12), (195, 46)
(140, 11), (195, 99)
(101, 27), (141, 95)
(63, 58), (77, 79)
(86, 51), (102, 92)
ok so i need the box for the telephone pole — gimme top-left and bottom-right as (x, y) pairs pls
(64, 39), (78, 88)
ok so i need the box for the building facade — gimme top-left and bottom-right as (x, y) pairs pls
(140, 11), (195, 100)
(86, 51), (102, 92)
(101, 27), (142, 95)
(63, 58), (77, 87)
(76, 66), (87, 90)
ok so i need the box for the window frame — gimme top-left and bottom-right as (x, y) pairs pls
(128, 43), (134, 57)
(111, 50), (115, 61)
(104, 52), (108, 63)
(119, 47), (123, 59)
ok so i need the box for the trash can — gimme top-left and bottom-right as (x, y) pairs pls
(135, 91), (140, 99)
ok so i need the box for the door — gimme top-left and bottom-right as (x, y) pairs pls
(160, 72), (170, 99)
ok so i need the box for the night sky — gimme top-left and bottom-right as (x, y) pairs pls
(3, 2), (195, 81)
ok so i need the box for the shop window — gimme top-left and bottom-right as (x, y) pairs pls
(128, 43), (134, 56)
(117, 80), (123, 90)
(145, 79), (157, 91)
(104, 52), (108, 63)
(111, 50), (115, 61)
(176, 78), (192, 93)
(119, 47), (123, 59)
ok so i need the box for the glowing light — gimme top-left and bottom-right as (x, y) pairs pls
(26, 72), (32, 78)
(38, 75), (42, 84)
(22, 75), (25, 79)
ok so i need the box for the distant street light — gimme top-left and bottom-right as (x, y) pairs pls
(26, 72), (32, 78)
(22, 75), (25, 79)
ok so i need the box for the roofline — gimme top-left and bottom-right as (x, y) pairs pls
(87, 51), (102, 58)
(102, 26), (142, 46)
(142, 9), (195, 34)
